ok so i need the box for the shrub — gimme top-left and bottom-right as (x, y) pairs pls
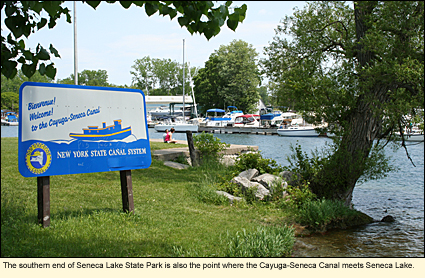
(224, 225), (295, 257)
(233, 151), (283, 175)
(193, 132), (229, 163)
(282, 181), (316, 209)
(294, 198), (363, 232)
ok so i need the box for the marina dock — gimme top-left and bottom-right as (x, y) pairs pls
(150, 138), (258, 161)
(198, 126), (279, 135)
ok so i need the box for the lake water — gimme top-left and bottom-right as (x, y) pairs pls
(3, 125), (423, 257)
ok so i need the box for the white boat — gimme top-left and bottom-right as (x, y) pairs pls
(1, 112), (19, 126)
(277, 125), (320, 137)
(234, 114), (261, 127)
(154, 116), (199, 133)
(395, 129), (424, 142)
(202, 108), (231, 127)
(202, 107), (244, 127)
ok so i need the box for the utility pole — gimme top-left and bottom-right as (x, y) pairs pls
(74, 2), (78, 85)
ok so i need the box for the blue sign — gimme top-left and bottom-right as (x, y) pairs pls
(18, 82), (151, 177)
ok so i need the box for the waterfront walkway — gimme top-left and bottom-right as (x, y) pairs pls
(150, 139), (258, 161)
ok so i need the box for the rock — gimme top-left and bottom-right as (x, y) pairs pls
(238, 169), (259, 181)
(252, 173), (287, 189)
(220, 155), (237, 166)
(231, 176), (270, 200)
(163, 161), (189, 170)
(381, 215), (395, 222)
(279, 171), (301, 187)
(216, 191), (242, 204)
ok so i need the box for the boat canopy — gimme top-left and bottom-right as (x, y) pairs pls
(260, 113), (276, 120)
(207, 108), (226, 113)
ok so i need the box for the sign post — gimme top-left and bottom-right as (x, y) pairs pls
(37, 176), (50, 227)
(19, 82), (151, 226)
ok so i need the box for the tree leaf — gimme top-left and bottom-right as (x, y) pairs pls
(37, 18), (48, 30)
(119, 1), (132, 9)
(145, 3), (159, 16)
(85, 1), (102, 10)
(22, 62), (37, 78)
(178, 16), (190, 27)
(49, 44), (61, 58)
(37, 46), (50, 60)
(39, 63), (47, 75)
(45, 63), (57, 79)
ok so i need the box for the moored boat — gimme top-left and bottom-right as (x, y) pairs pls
(154, 116), (199, 133)
(277, 125), (320, 137)
(234, 114), (261, 127)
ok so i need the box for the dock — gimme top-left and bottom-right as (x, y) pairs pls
(198, 126), (279, 135)
(150, 139), (258, 161)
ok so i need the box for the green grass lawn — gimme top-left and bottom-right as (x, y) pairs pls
(1, 138), (292, 257)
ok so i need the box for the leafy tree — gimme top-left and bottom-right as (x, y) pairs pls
(1, 91), (19, 111)
(1, 70), (53, 94)
(131, 56), (197, 96)
(1, 1), (247, 80)
(194, 39), (261, 113)
(261, 1), (424, 205)
(57, 69), (110, 87)
(130, 56), (157, 95)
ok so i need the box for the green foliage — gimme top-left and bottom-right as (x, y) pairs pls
(285, 143), (331, 182)
(224, 226), (295, 257)
(130, 56), (198, 96)
(282, 182), (316, 210)
(294, 198), (364, 232)
(2, 1), (247, 79)
(193, 39), (261, 113)
(193, 132), (229, 162)
(57, 69), (110, 87)
(261, 1), (424, 202)
(1, 91), (19, 111)
(233, 151), (283, 175)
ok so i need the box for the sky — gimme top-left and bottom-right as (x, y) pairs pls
(2, 1), (307, 86)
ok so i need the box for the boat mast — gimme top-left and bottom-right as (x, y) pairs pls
(188, 63), (198, 118)
(182, 39), (185, 123)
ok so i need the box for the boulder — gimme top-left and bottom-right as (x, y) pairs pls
(163, 161), (189, 170)
(238, 169), (259, 181)
(216, 191), (242, 204)
(252, 173), (287, 189)
(231, 176), (270, 200)
(381, 215), (395, 222)
(279, 171), (301, 186)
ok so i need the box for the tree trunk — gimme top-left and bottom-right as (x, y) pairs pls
(310, 2), (391, 206)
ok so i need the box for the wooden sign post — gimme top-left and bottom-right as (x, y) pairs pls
(120, 170), (134, 213)
(37, 176), (50, 228)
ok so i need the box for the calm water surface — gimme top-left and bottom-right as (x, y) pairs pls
(3, 126), (423, 257)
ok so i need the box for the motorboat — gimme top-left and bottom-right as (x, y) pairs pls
(1, 112), (19, 126)
(277, 125), (320, 137)
(260, 111), (284, 127)
(154, 116), (199, 133)
(395, 126), (424, 142)
(202, 108), (232, 127)
(234, 114), (261, 127)
(223, 106), (244, 126)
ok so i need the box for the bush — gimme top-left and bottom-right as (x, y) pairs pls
(233, 151), (283, 175)
(193, 132), (229, 163)
(224, 225), (295, 257)
(294, 198), (363, 232)
(281, 181), (316, 209)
